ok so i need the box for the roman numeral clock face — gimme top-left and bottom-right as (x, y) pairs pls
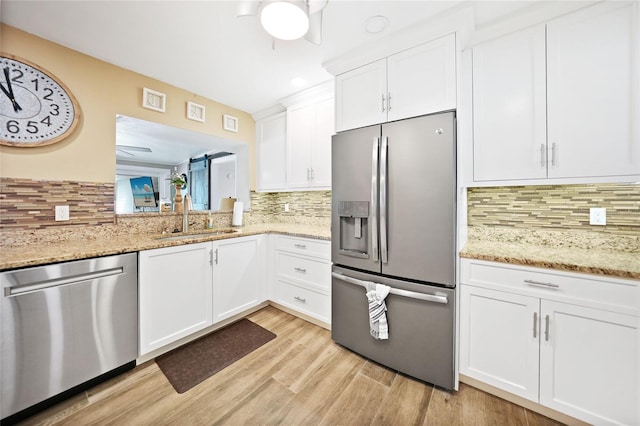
(0, 54), (80, 147)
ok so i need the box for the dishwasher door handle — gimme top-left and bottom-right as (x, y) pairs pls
(5, 267), (125, 297)
(332, 272), (448, 304)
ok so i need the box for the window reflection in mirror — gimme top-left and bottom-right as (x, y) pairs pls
(115, 115), (250, 214)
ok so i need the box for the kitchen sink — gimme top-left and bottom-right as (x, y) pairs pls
(159, 229), (238, 241)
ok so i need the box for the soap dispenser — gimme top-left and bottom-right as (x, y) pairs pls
(206, 212), (214, 229)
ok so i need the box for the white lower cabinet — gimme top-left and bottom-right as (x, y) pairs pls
(272, 235), (331, 324)
(139, 242), (213, 355)
(138, 234), (331, 356)
(460, 259), (640, 425)
(138, 235), (265, 356)
(212, 235), (265, 323)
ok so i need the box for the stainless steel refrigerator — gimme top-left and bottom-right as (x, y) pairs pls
(331, 111), (456, 389)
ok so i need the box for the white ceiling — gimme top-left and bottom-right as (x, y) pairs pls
(0, 0), (539, 116)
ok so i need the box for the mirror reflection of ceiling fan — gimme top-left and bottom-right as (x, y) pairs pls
(116, 145), (152, 157)
(237, 0), (329, 45)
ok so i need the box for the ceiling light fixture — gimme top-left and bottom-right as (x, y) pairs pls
(260, 1), (309, 41)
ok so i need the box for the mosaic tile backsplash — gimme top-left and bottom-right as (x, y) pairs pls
(468, 183), (640, 236)
(0, 176), (331, 245)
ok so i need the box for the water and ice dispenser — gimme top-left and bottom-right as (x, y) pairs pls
(338, 201), (370, 259)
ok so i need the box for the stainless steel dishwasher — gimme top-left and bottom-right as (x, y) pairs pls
(1, 253), (138, 421)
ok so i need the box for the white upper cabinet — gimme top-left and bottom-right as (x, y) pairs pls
(287, 97), (333, 189)
(387, 34), (457, 123)
(546, 3), (639, 179)
(336, 33), (456, 132)
(472, 25), (547, 181)
(472, 2), (639, 183)
(335, 59), (387, 131)
(256, 112), (287, 191)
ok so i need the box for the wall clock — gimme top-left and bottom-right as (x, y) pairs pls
(0, 53), (81, 147)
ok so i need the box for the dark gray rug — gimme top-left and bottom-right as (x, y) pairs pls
(156, 318), (276, 393)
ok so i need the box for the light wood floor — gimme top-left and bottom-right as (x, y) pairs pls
(17, 306), (563, 426)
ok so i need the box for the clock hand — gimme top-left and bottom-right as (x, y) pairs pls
(2, 67), (23, 113)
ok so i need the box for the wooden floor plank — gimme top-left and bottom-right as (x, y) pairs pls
(319, 374), (389, 426)
(372, 373), (434, 425)
(360, 359), (398, 387)
(425, 383), (528, 426)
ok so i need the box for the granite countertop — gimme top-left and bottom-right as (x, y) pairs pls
(0, 223), (330, 271)
(460, 227), (640, 280)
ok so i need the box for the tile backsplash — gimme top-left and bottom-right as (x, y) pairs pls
(0, 176), (332, 245)
(468, 183), (640, 236)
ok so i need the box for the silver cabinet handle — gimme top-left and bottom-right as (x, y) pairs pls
(381, 94), (386, 112)
(544, 315), (550, 341)
(310, 168), (315, 180)
(551, 143), (557, 167)
(214, 248), (219, 265)
(209, 249), (213, 266)
(387, 92), (392, 111)
(533, 312), (538, 338)
(294, 244), (307, 249)
(294, 267), (307, 273)
(294, 296), (307, 304)
(540, 144), (546, 168)
(524, 279), (560, 289)
(379, 136), (388, 264)
(371, 137), (379, 262)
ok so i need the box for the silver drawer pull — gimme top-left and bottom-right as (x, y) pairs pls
(524, 279), (560, 289)
(294, 296), (307, 303)
(294, 244), (307, 249)
(294, 267), (307, 273)
(533, 312), (538, 338)
(544, 315), (550, 341)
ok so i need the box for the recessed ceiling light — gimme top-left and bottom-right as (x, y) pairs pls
(290, 77), (307, 87)
(364, 15), (390, 35)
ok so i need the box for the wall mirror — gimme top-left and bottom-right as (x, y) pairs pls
(115, 114), (250, 214)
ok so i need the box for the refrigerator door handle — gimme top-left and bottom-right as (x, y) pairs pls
(379, 136), (388, 264)
(332, 272), (448, 304)
(371, 137), (379, 262)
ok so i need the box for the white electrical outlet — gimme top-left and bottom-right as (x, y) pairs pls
(55, 205), (70, 221)
(589, 207), (606, 226)
(284, 203), (290, 212)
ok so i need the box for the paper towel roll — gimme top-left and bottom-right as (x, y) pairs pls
(232, 201), (243, 227)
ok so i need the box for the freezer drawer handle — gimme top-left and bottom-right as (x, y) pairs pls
(332, 272), (448, 304)
(524, 279), (559, 289)
(5, 267), (125, 297)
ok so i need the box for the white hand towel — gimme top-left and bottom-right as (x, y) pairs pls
(366, 282), (391, 340)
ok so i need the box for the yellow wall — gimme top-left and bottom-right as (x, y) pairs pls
(0, 24), (256, 187)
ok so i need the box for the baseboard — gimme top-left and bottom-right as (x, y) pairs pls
(267, 301), (331, 330)
(459, 374), (589, 426)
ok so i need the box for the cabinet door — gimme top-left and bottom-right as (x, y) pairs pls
(335, 59), (387, 132)
(472, 25), (547, 181)
(139, 242), (213, 355)
(387, 34), (456, 122)
(459, 285), (540, 402)
(547, 2), (640, 178)
(256, 112), (287, 191)
(287, 102), (314, 188)
(310, 97), (333, 187)
(539, 301), (640, 425)
(212, 236), (264, 323)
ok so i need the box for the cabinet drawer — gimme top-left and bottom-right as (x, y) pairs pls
(461, 259), (640, 316)
(275, 279), (330, 322)
(275, 252), (330, 292)
(276, 235), (330, 260)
